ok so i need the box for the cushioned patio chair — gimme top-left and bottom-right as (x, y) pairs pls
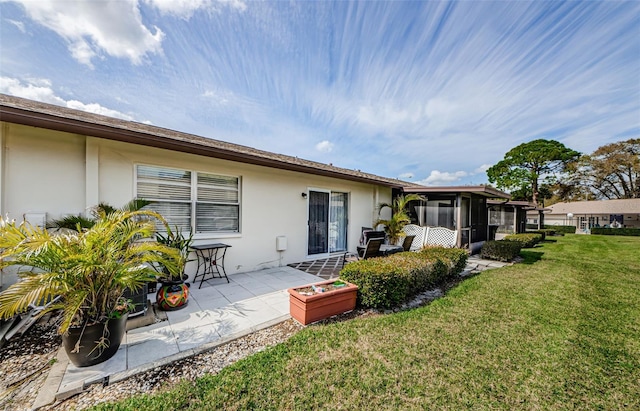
(401, 235), (416, 251)
(342, 238), (384, 268)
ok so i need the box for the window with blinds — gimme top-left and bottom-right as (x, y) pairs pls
(136, 165), (240, 233)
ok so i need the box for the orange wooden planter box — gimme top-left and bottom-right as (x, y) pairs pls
(288, 280), (358, 325)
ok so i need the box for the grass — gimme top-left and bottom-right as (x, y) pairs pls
(92, 235), (640, 410)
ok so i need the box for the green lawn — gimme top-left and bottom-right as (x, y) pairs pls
(94, 235), (640, 410)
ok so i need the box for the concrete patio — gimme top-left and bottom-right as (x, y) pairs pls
(47, 266), (320, 402)
(40, 255), (509, 405)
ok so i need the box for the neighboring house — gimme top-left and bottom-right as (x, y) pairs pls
(400, 186), (524, 252)
(0, 94), (412, 287)
(537, 199), (640, 231)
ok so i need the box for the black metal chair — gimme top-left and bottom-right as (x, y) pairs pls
(342, 238), (384, 267)
(402, 235), (416, 251)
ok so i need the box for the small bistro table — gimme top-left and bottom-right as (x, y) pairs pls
(191, 243), (231, 288)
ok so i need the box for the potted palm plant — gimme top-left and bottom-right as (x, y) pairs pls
(154, 225), (193, 311)
(375, 193), (425, 245)
(0, 209), (182, 367)
(48, 199), (154, 317)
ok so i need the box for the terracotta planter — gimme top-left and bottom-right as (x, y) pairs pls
(288, 280), (358, 325)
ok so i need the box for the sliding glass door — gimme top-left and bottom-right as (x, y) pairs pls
(307, 190), (348, 256)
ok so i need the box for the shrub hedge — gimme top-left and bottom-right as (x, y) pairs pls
(591, 227), (640, 236)
(503, 233), (543, 248)
(419, 246), (469, 277)
(526, 224), (574, 235)
(339, 247), (469, 309)
(480, 240), (523, 262)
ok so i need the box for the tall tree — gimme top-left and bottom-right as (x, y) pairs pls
(486, 139), (580, 207)
(578, 138), (640, 199)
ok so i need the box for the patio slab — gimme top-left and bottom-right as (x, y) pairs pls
(54, 266), (319, 401)
(51, 255), (509, 402)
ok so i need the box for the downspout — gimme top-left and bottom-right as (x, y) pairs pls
(456, 194), (462, 247)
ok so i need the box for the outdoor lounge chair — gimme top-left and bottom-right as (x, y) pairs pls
(401, 235), (416, 251)
(342, 238), (384, 268)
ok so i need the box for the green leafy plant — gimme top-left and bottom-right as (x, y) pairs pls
(480, 240), (523, 262)
(47, 199), (153, 232)
(591, 227), (640, 236)
(504, 233), (543, 248)
(340, 247), (468, 309)
(487, 139), (580, 207)
(375, 194), (425, 244)
(154, 225), (194, 282)
(0, 209), (183, 335)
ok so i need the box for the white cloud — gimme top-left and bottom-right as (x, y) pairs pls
(145, 0), (246, 18)
(315, 140), (334, 153)
(474, 164), (491, 174)
(6, 19), (26, 33)
(1, 77), (135, 121)
(10, 0), (164, 67)
(66, 100), (135, 121)
(0, 76), (65, 106)
(417, 170), (469, 186)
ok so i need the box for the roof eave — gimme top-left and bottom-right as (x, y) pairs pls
(0, 103), (404, 188)
(403, 185), (511, 199)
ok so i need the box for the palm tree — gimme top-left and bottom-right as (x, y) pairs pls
(47, 198), (153, 232)
(375, 194), (425, 244)
(0, 209), (182, 335)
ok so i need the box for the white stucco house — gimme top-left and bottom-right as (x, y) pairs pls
(537, 199), (640, 231)
(0, 94), (412, 288)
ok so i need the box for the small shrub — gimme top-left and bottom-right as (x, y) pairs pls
(540, 228), (556, 237)
(480, 240), (522, 262)
(525, 229), (557, 240)
(503, 233), (543, 248)
(591, 227), (640, 236)
(527, 224), (572, 235)
(419, 246), (469, 278)
(526, 230), (546, 240)
(340, 257), (413, 309)
(340, 248), (468, 309)
(547, 225), (575, 235)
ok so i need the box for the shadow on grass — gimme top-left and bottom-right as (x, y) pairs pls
(541, 239), (557, 243)
(520, 250), (544, 264)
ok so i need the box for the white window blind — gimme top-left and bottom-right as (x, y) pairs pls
(136, 165), (240, 233)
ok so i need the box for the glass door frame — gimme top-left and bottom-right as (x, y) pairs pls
(306, 188), (349, 258)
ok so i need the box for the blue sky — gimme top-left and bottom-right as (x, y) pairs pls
(1, 0), (638, 186)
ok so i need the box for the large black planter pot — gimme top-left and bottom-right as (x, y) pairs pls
(62, 314), (128, 367)
(156, 276), (190, 311)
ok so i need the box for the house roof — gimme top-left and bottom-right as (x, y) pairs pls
(544, 199), (640, 215)
(487, 199), (540, 209)
(0, 94), (416, 188)
(403, 185), (511, 199)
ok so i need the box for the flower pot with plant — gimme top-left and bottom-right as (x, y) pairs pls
(287, 279), (358, 325)
(154, 225), (194, 311)
(0, 209), (183, 367)
(375, 194), (425, 245)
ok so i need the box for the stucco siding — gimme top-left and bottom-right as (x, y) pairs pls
(2, 123), (85, 218)
(0, 122), (392, 284)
